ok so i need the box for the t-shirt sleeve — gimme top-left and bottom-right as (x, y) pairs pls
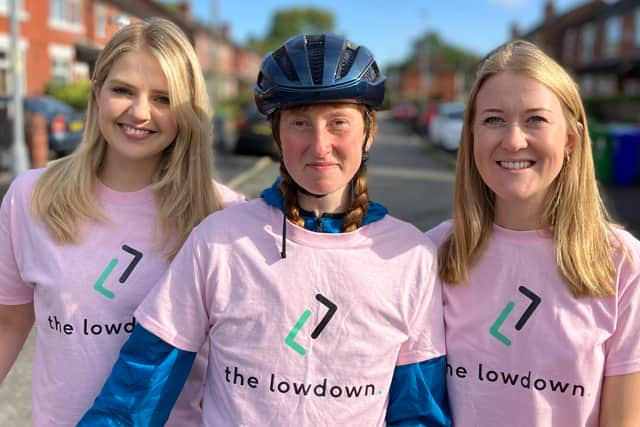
(0, 175), (34, 304)
(396, 238), (446, 366)
(134, 228), (212, 353)
(604, 231), (640, 376)
(425, 219), (452, 247)
(213, 180), (246, 207)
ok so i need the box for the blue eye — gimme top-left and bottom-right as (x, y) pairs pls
(154, 96), (170, 105)
(528, 115), (547, 123)
(483, 116), (504, 125)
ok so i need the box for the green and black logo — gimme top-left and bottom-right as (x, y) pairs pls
(285, 294), (337, 356)
(93, 245), (143, 299)
(490, 286), (541, 346)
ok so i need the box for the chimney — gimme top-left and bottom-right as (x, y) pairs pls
(544, 0), (554, 21)
(220, 23), (229, 40)
(510, 22), (520, 40)
(178, 1), (190, 17)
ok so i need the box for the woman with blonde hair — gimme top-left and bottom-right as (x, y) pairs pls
(0, 17), (243, 426)
(427, 39), (640, 426)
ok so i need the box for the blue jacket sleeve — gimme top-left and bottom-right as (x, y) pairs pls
(386, 355), (451, 427)
(77, 324), (196, 427)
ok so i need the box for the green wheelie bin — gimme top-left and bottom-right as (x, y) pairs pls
(589, 122), (613, 185)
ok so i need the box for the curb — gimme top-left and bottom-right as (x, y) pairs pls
(226, 156), (274, 190)
(422, 143), (457, 170)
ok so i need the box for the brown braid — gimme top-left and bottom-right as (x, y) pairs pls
(342, 169), (369, 232)
(279, 163), (305, 227)
(342, 108), (376, 232)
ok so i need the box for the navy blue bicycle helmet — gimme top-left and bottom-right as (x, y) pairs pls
(254, 33), (386, 116)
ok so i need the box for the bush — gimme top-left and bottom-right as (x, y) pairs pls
(45, 80), (91, 110)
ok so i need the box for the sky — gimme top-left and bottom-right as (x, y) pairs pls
(189, 0), (591, 68)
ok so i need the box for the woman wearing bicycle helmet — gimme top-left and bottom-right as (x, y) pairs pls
(80, 33), (450, 426)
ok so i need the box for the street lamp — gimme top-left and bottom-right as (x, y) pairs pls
(10, 0), (28, 174)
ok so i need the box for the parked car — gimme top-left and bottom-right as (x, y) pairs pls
(233, 104), (278, 157)
(391, 102), (418, 123)
(213, 112), (237, 154)
(428, 101), (464, 152)
(0, 95), (85, 157)
(415, 101), (439, 136)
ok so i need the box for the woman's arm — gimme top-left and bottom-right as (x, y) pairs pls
(0, 302), (34, 383)
(78, 324), (196, 427)
(386, 356), (451, 427)
(599, 372), (640, 427)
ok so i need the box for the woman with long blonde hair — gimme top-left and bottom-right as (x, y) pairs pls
(0, 17), (243, 426)
(427, 39), (640, 426)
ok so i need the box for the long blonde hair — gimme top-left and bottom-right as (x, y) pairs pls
(439, 39), (619, 298)
(32, 17), (222, 260)
(271, 103), (376, 231)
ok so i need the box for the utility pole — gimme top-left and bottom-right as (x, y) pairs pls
(10, 0), (28, 174)
(210, 0), (219, 113)
(419, 9), (430, 99)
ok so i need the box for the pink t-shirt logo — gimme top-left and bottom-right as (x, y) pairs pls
(489, 285), (541, 346)
(93, 244), (144, 299)
(284, 293), (337, 356)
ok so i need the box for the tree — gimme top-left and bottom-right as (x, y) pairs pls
(412, 32), (479, 74)
(258, 8), (335, 53)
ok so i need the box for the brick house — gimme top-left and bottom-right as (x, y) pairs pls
(515, 0), (640, 97)
(0, 0), (261, 103)
(386, 52), (466, 104)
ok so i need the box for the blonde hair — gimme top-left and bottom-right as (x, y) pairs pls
(32, 17), (222, 260)
(439, 39), (619, 298)
(271, 103), (376, 232)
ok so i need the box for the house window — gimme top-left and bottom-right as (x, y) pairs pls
(635, 7), (640, 46)
(50, 0), (65, 21)
(95, 2), (106, 37)
(51, 57), (70, 85)
(563, 29), (575, 64)
(49, 0), (84, 32)
(581, 23), (595, 63)
(49, 44), (74, 85)
(605, 15), (622, 57)
(70, 0), (81, 25)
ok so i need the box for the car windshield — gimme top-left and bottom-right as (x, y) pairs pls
(24, 97), (75, 114)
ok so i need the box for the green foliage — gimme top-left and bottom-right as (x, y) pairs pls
(45, 80), (91, 110)
(412, 32), (479, 72)
(259, 8), (335, 53)
(217, 87), (254, 118)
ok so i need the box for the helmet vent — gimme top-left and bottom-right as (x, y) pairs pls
(364, 61), (380, 82)
(337, 46), (357, 79)
(306, 35), (325, 85)
(273, 47), (299, 82)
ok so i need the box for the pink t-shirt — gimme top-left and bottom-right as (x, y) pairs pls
(135, 199), (446, 426)
(427, 220), (640, 427)
(0, 169), (244, 427)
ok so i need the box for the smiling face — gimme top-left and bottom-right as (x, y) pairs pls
(96, 49), (178, 186)
(473, 71), (573, 228)
(279, 103), (368, 212)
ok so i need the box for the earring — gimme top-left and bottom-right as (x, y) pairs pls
(565, 152), (571, 163)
